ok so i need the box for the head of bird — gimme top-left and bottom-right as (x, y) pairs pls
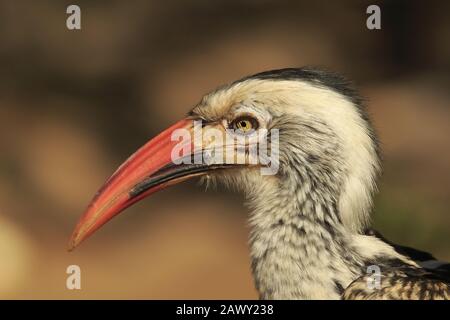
(69, 68), (380, 250)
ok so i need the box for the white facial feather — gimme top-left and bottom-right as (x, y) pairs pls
(198, 78), (380, 233)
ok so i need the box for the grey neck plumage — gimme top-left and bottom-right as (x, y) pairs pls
(246, 167), (373, 299)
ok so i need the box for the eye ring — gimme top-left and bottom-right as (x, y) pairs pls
(230, 116), (259, 133)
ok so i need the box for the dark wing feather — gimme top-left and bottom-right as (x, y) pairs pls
(366, 229), (450, 281)
(343, 229), (450, 299)
(343, 266), (450, 300)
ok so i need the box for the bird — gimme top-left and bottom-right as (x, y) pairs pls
(69, 67), (450, 299)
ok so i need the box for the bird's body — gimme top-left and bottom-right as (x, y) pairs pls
(70, 67), (450, 299)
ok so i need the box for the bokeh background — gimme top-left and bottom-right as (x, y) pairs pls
(0, 0), (449, 299)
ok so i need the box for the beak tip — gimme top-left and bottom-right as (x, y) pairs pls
(67, 231), (81, 252)
(67, 240), (76, 252)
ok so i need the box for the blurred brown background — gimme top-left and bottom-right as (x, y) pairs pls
(0, 0), (449, 299)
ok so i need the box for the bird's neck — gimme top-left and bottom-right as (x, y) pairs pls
(246, 175), (367, 299)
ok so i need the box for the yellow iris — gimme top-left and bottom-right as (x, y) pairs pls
(236, 119), (253, 132)
(231, 116), (259, 133)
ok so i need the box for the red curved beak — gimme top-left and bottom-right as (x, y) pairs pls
(68, 118), (228, 250)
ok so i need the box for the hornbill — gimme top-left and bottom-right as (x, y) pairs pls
(69, 68), (450, 299)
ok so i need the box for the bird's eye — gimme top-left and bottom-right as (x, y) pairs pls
(231, 116), (259, 133)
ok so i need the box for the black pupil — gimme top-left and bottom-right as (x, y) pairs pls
(240, 121), (247, 128)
